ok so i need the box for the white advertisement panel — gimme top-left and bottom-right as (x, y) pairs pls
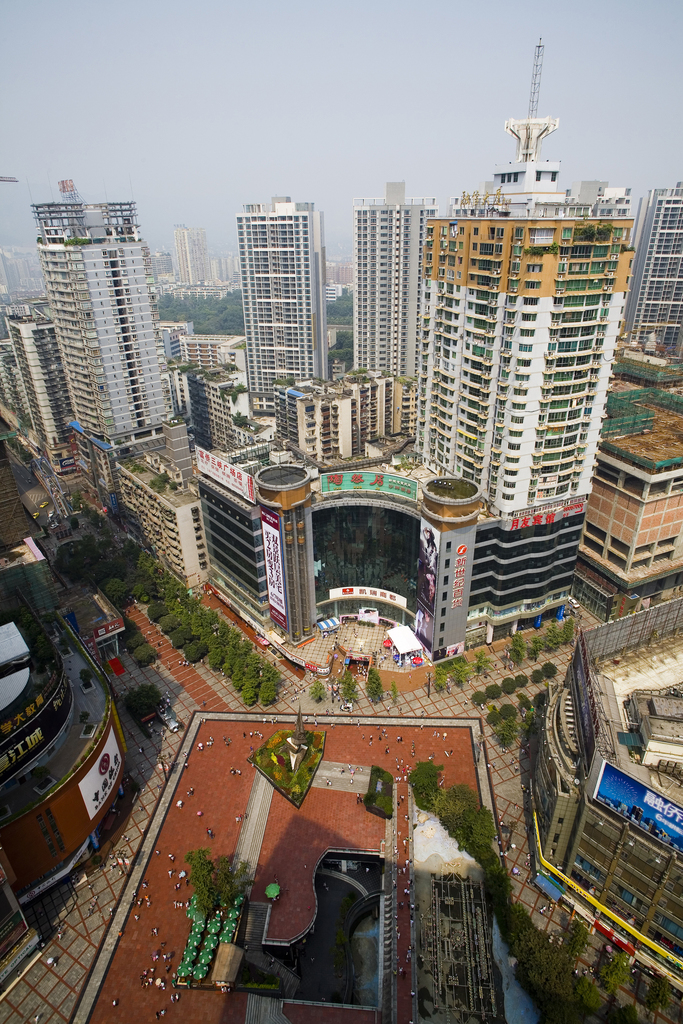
(195, 446), (256, 503)
(260, 506), (288, 631)
(78, 728), (123, 820)
(328, 586), (408, 610)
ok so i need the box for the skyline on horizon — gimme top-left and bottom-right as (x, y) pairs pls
(1, 0), (682, 256)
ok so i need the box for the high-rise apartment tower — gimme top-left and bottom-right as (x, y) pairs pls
(33, 183), (169, 504)
(417, 114), (633, 630)
(237, 198), (327, 412)
(353, 183), (437, 376)
(174, 225), (210, 284)
(625, 183), (683, 351)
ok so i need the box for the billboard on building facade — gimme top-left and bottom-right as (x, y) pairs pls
(78, 727), (123, 820)
(196, 446), (256, 503)
(321, 471), (417, 502)
(328, 586), (408, 610)
(594, 761), (683, 853)
(260, 506), (288, 630)
(0, 673), (72, 786)
(415, 518), (439, 656)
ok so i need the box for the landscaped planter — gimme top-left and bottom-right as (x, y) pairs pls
(249, 728), (325, 808)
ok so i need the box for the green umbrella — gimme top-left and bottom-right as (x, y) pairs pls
(265, 883), (280, 899)
(183, 949), (196, 962)
(177, 964), (192, 978)
(234, 894), (244, 905)
(193, 965), (207, 979)
(205, 936), (218, 949)
(226, 908), (239, 919)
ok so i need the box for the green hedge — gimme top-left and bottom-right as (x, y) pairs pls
(364, 764), (394, 818)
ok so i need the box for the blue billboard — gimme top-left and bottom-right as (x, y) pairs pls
(594, 761), (683, 852)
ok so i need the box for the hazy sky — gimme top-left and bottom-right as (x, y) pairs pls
(2, 0), (682, 256)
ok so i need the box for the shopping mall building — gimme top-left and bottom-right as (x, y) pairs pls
(197, 449), (585, 660)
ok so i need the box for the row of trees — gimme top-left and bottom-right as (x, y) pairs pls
(308, 667), (402, 707)
(508, 616), (575, 666)
(123, 553), (280, 706)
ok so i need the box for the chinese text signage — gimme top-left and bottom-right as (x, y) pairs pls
(328, 586), (407, 610)
(260, 506), (288, 631)
(0, 673), (72, 785)
(78, 727), (123, 820)
(506, 501), (585, 531)
(594, 761), (683, 852)
(196, 446), (256, 503)
(321, 472), (417, 502)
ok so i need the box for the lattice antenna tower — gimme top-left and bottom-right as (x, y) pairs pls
(58, 179), (84, 204)
(528, 38), (544, 119)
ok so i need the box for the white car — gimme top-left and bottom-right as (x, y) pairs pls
(568, 597), (580, 610)
(340, 701), (353, 713)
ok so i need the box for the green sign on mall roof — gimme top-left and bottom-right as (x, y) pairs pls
(320, 471), (417, 502)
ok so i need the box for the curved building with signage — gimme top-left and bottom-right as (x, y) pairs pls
(534, 597), (683, 986)
(196, 445), (583, 657)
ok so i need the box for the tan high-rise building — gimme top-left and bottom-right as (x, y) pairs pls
(417, 112), (634, 630)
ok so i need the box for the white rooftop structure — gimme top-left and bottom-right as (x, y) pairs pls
(0, 622), (29, 670)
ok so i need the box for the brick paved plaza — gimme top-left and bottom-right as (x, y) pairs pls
(0, 587), (672, 1024)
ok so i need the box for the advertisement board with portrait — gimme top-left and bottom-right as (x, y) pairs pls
(415, 518), (439, 655)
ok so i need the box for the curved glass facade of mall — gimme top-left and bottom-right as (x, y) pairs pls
(312, 503), (419, 611)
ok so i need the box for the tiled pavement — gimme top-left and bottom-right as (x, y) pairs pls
(1, 587), (660, 1024)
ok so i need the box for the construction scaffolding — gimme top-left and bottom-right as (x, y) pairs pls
(584, 596), (683, 665)
(612, 359), (683, 388)
(425, 873), (500, 1023)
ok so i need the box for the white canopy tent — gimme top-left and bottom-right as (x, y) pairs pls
(386, 625), (423, 656)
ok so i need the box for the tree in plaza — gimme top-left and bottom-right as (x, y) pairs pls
(133, 643), (157, 666)
(600, 952), (630, 997)
(241, 677), (259, 706)
(103, 577), (127, 608)
(645, 975), (671, 1017)
(608, 1006), (639, 1024)
(433, 666), (448, 691)
(561, 617), (575, 644)
(159, 614), (182, 635)
(258, 676), (278, 706)
(390, 681), (399, 705)
(185, 848), (217, 917)
(544, 622), (562, 651)
(566, 919), (589, 960)
(531, 668), (544, 684)
(124, 682), (161, 718)
(69, 515), (80, 530)
(79, 668), (92, 685)
(495, 716), (518, 747)
(499, 703), (517, 720)
(310, 678), (326, 702)
(528, 634), (545, 661)
(214, 856), (251, 907)
(340, 670), (358, 703)
(473, 650), (492, 675)
(485, 683), (502, 700)
(450, 657), (472, 687)
(502, 678), (517, 695)
(433, 783), (479, 843)
(471, 691), (487, 706)
(409, 760), (444, 810)
(366, 668), (384, 702)
(574, 976), (601, 1020)
(511, 923), (577, 1024)
(542, 661), (558, 679)
(509, 631), (527, 665)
